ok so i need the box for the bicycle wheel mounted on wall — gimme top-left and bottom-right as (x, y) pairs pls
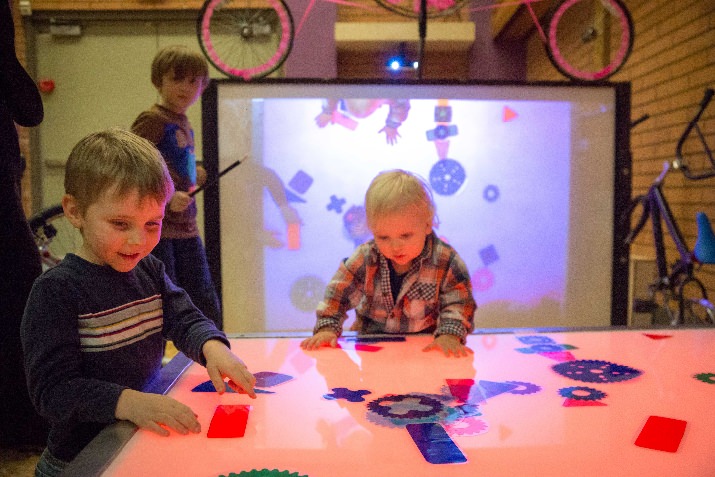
(197, 0), (294, 81)
(545, 0), (634, 81)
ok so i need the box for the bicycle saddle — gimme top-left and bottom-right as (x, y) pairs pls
(694, 212), (715, 264)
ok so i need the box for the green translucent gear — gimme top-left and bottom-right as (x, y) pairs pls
(219, 470), (309, 477)
(694, 372), (715, 384)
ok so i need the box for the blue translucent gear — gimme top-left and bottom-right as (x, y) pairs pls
(429, 159), (466, 196)
(516, 335), (555, 345)
(505, 381), (542, 395)
(366, 393), (457, 428)
(558, 386), (607, 401)
(368, 393), (444, 420)
(552, 359), (642, 383)
(694, 372), (715, 384)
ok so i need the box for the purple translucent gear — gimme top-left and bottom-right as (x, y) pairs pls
(552, 359), (643, 383)
(558, 386), (607, 401)
(505, 381), (542, 395)
(694, 372), (715, 384)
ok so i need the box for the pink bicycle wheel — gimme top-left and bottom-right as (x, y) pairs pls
(197, 0), (294, 80)
(546, 0), (633, 81)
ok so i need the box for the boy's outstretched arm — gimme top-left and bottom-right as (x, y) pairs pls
(202, 339), (256, 398)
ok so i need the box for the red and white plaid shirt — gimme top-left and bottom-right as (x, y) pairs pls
(314, 233), (476, 342)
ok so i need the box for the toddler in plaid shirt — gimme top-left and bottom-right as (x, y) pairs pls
(301, 169), (476, 357)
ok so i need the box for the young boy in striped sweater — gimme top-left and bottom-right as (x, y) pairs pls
(22, 128), (255, 477)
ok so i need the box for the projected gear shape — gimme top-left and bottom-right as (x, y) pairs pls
(552, 360), (642, 383)
(429, 158), (466, 196)
(289, 275), (326, 312)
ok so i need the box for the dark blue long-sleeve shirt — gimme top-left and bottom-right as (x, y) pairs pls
(21, 253), (229, 461)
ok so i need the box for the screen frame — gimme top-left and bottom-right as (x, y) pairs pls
(200, 78), (632, 330)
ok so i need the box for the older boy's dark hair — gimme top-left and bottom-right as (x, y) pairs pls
(150, 45), (210, 89)
(64, 128), (174, 212)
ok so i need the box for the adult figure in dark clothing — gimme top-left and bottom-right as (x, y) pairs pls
(0, 0), (49, 448)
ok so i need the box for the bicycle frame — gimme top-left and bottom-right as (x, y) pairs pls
(674, 88), (715, 180)
(625, 89), (715, 326)
(627, 163), (695, 289)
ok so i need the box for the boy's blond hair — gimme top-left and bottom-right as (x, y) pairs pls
(150, 45), (210, 90)
(365, 169), (436, 228)
(64, 128), (174, 212)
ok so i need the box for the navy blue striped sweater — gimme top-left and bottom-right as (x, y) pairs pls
(21, 253), (228, 461)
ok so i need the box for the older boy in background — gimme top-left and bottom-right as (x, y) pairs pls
(131, 45), (222, 328)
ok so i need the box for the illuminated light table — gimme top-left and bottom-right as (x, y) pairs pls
(63, 328), (715, 476)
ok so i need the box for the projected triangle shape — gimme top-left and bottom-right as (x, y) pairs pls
(435, 140), (449, 160)
(503, 106), (518, 122)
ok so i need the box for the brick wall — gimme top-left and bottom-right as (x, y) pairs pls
(526, 0), (715, 314)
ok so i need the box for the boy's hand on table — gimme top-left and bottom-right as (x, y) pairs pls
(115, 388), (200, 437)
(423, 334), (473, 357)
(202, 339), (257, 398)
(300, 330), (338, 350)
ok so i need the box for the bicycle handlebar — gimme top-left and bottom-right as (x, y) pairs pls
(674, 88), (715, 180)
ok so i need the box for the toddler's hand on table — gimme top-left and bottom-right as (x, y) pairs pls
(203, 340), (256, 398)
(423, 334), (473, 357)
(115, 389), (200, 437)
(300, 330), (338, 350)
